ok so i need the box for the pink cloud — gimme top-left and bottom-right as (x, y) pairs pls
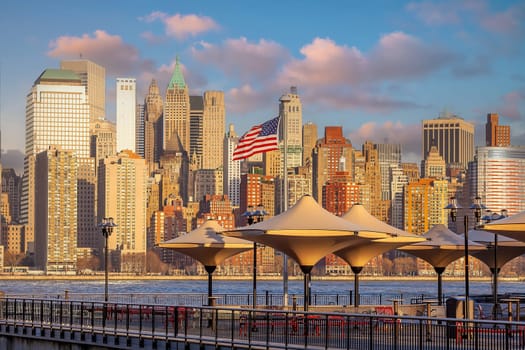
(48, 30), (154, 76)
(499, 90), (525, 120)
(226, 84), (275, 114)
(349, 121), (422, 161)
(408, 1), (525, 36)
(480, 4), (525, 35)
(279, 33), (454, 89)
(142, 12), (218, 40)
(406, 1), (460, 25)
(192, 37), (290, 82)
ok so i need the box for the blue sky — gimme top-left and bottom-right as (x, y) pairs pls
(1, 0), (524, 173)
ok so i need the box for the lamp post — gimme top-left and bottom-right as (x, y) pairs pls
(242, 205), (266, 332)
(242, 205), (266, 311)
(482, 209), (508, 320)
(99, 217), (117, 303)
(445, 196), (483, 320)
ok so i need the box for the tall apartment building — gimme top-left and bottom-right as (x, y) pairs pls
(312, 126), (353, 202)
(189, 95), (204, 169)
(404, 178), (448, 234)
(116, 78), (137, 152)
(389, 164), (408, 229)
(22, 68), (91, 255)
(223, 125), (240, 207)
(469, 146), (525, 216)
(362, 141), (384, 221)
(2, 168), (21, 224)
(485, 113), (511, 147)
(143, 79), (164, 171)
(422, 112), (474, 170)
(136, 103), (145, 158)
(34, 146), (78, 273)
(375, 143), (401, 200)
(302, 122), (318, 167)
(164, 57), (190, 153)
(60, 59), (105, 122)
(98, 150), (147, 272)
(239, 173), (263, 225)
(322, 156), (360, 216)
(202, 91), (225, 169)
(279, 87), (303, 169)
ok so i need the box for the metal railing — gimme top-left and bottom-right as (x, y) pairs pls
(1, 297), (524, 349)
(5, 291), (425, 307)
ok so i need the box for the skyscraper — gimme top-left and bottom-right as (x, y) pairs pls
(34, 146), (78, 273)
(202, 91), (225, 170)
(90, 119), (116, 166)
(404, 178), (448, 234)
(21, 69), (90, 253)
(421, 145), (446, 179)
(485, 113), (511, 147)
(164, 57), (190, 153)
(136, 103), (145, 157)
(98, 150), (147, 272)
(189, 95), (204, 168)
(374, 143), (401, 200)
(60, 59), (105, 122)
(223, 125), (240, 207)
(116, 78), (137, 152)
(143, 79), (164, 171)
(469, 146), (525, 215)
(302, 122), (318, 167)
(312, 126), (353, 202)
(279, 87), (303, 169)
(422, 112), (474, 170)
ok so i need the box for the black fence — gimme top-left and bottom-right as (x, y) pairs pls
(7, 291), (432, 307)
(1, 297), (524, 349)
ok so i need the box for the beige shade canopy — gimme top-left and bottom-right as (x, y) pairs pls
(336, 204), (426, 307)
(223, 195), (392, 269)
(400, 224), (485, 268)
(337, 204), (426, 267)
(158, 220), (253, 267)
(479, 211), (525, 243)
(467, 229), (525, 269)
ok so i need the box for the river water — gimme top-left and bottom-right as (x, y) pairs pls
(1, 279), (524, 298)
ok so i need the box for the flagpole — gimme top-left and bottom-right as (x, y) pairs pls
(281, 99), (289, 308)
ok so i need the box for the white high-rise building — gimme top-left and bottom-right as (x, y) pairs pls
(116, 78), (137, 152)
(469, 146), (525, 216)
(223, 124), (240, 206)
(22, 68), (90, 255)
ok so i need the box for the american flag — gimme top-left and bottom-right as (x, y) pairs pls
(232, 116), (280, 161)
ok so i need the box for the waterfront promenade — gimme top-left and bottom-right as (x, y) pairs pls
(1, 295), (525, 349)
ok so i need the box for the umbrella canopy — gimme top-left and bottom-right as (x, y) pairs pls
(159, 220), (253, 304)
(479, 211), (525, 243)
(467, 229), (525, 270)
(337, 204), (426, 266)
(400, 224), (485, 267)
(399, 224), (485, 305)
(159, 220), (253, 266)
(223, 195), (392, 269)
(223, 195), (395, 311)
(335, 204), (426, 306)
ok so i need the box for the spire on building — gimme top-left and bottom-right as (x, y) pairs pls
(168, 56), (186, 90)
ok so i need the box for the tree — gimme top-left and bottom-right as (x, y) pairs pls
(4, 251), (25, 274)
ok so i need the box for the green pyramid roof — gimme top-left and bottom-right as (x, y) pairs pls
(168, 56), (186, 90)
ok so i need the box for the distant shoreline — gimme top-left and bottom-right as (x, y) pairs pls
(0, 274), (519, 282)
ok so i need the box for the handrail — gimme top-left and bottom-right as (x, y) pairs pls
(1, 297), (525, 349)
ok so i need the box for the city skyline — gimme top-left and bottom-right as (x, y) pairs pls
(1, 0), (525, 173)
